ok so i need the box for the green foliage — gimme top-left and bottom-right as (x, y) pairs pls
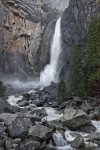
(70, 16), (100, 98)
(86, 17), (100, 95)
(0, 81), (6, 97)
(70, 43), (87, 99)
(57, 79), (67, 102)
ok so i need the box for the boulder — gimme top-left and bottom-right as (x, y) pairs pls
(81, 101), (93, 114)
(80, 124), (96, 133)
(86, 133), (100, 142)
(59, 101), (67, 109)
(16, 143), (26, 150)
(24, 140), (40, 150)
(52, 131), (67, 146)
(42, 82), (58, 97)
(60, 108), (91, 130)
(52, 101), (58, 107)
(28, 125), (52, 141)
(0, 147), (4, 150)
(47, 119), (68, 131)
(71, 135), (85, 148)
(18, 101), (29, 107)
(4, 138), (13, 149)
(0, 113), (31, 139)
(25, 113), (41, 122)
(73, 97), (82, 107)
(30, 108), (47, 118)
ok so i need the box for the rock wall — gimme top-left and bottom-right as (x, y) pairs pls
(61, 0), (100, 88)
(0, 0), (68, 80)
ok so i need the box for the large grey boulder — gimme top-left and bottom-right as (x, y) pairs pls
(60, 108), (91, 130)
(28, 125), (52, 141)
(80, 124), (96, 133)
(0, 113), (32, 139)
(71, 135), (85, 148)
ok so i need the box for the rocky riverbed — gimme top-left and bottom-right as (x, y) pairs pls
(0, 83), (100, 150)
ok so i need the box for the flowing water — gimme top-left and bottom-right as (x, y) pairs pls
(40, 18), (62, 87)
(7, 97), (100, 150)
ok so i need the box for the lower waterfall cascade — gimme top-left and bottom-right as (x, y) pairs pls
(39, 18), (62, 87)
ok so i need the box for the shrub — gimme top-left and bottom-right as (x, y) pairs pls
(57, 79), (68, 102)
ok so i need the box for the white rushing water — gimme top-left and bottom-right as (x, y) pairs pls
(40, 18), (62, 87)
(45, 107), (63, 121)
(7, 95), (23, 106)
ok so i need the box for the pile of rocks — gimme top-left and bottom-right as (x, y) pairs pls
(0, 83), (100, 150)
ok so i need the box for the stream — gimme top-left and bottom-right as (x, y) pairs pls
(7, 94), (100, 150)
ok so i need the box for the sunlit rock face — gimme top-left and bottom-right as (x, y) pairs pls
(61, 0), (100, 88)
(0, 0), (68, 79)
(0, 0), (43, 79)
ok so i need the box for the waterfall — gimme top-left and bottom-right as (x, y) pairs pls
(40, 18), (62, 87)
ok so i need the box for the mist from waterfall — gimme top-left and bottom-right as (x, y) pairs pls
(39, 18), (62, 87)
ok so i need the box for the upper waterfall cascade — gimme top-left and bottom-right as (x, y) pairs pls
(40, 18), (62, 87)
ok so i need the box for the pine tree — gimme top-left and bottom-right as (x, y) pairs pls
(57, 79), (67, 102)
(86, 17), (100, 95)
(70, 43), (87, 99)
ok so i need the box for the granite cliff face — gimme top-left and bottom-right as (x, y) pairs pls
(0, 0), (68, 79)
(0, 0), (100, 84)
(61, 0), (100, 88)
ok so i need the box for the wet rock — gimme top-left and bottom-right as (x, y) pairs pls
(71, 135), (85, 148)
(16, 143), (26, 150)
(39, 141), (46, 149)
(0, 140), (3, 147)
(23, 93), (30, 100)
(10, 106), (20, 113)
(47, 119), (68, 131)
(92, 110), (100, 121)
(52, 101), (58, 108)
(18, 101), (29, 107)
(28, 125), (52, 141)
(31, 108), (47, 118)
(14, 138), (21, 144)
(73, 97), (82, 107)
(86, 133), (100, 142)
(52, 131), (67, 146)
(81, 101), (93, 114)
(0, 113), (32, 139)
(80, 124), (96, 133)
(24, 140), (40, 150)
(25, 113), (41, 122)
(61, 108), (91, 130)
(4, 138), (13, 149)
(42, 82), (58, 97)
(0, 147), (4, 150)
(59, 101), (67, 109)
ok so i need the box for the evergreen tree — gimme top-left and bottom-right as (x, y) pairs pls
(86, 17), (100, 95)
(0, 81), (6, 97)
(57, 79), (67, 102)
(70, 43), (87, 99)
